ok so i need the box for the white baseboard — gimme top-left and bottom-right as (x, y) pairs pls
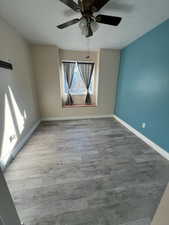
(2, 120), (40, 171)
(42, 114), (114, 121)
(113, 115), (169, 161)
(12, 120), (41, 159)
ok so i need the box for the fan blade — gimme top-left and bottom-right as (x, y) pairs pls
(96, 15), (122, 26)
(59, 0), (80, 12)
(57, 18), (80, 29)
(84, 0), (110, 12)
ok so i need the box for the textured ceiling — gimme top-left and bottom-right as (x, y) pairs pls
(0, 0), (169, 50)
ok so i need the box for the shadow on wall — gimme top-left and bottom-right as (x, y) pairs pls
(0, 69), (28, 169)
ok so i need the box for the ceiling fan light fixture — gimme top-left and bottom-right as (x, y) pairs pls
(81, 25), (89, 36)
(79, 17), (98, 36)
(91, 20), (99, 33)
(79, 18), (89, 36)
(79, 17), (87, 30)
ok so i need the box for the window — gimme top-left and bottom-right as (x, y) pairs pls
(63, 62), (94, 95)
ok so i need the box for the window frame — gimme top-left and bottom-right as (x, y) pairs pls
(62, 60), (95, 96)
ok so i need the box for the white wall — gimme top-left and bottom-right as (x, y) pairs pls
(31, 45), (61, 118)
(0, 168), (21, 225)
(0, 17), (40, 168)
(151, 183), (169, 225)
(32, 46), (120, 119)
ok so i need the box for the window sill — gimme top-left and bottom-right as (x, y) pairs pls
(63, 104), (97, 108)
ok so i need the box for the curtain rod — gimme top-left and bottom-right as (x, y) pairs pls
(62, 60), (94, 64)
(0, 60), (13, 70)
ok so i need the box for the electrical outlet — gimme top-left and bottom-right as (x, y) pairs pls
(142, 122), (146, 129)
(9, 134), (16, 143)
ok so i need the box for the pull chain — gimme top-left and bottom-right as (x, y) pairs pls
(86, 38), (90, 59)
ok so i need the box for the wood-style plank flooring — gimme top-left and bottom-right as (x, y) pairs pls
(5, 119), (169, 225)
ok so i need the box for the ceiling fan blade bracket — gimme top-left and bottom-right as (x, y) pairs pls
(86, 19), (93, 37)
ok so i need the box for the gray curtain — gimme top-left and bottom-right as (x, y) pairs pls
(63, 62), (75, 105)
(77, 62), (94, 104)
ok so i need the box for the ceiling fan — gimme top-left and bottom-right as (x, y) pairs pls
(57, 0), (122, 38)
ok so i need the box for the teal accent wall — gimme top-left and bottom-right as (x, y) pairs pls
(115, 19), (169, 153)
